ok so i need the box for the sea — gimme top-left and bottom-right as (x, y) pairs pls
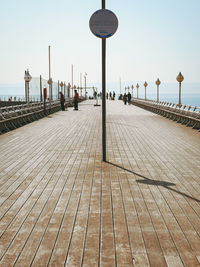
(138, 93), (200, 107)
(0, 82), (200, 107)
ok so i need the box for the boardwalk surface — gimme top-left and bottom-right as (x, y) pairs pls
(0, 100), (200, 267)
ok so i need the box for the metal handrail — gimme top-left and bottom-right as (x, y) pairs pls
(0, 97), (85, 121)
(132, 97), (200, 115)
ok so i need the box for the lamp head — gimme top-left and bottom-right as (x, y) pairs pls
(48, 78), (53, 85)
(155, 78), (161, 86)
(176, 72), (184, 83)
(24, 69), (32, 82)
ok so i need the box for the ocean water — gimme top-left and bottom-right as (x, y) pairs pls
(142, 94), (200, 107)
(0, 82), (200, 107)
(1, 93), (199, 108)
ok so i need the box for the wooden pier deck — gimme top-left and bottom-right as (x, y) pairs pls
(0, 100), (200, 267)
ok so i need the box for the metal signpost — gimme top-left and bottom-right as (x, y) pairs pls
(89, 1), (118, 161)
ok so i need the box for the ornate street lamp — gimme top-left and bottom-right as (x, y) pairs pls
(144, 81), (148, 100)
(127, 86), (130, 93)
(155, 78), (161, 103)
(24, 69), (32, 103)
(176, 72), (184, 106)
(131, 85), (134, 96)
(136, 83), (139, 98)
(60, 81), (64, 94)
(67, 82), (71, 98)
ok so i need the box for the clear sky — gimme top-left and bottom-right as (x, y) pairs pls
(0, 0), (200, 86)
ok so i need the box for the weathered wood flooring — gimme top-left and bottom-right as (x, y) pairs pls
(0, 100), (200, 267)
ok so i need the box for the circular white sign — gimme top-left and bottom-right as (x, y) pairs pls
(89, 9), (118, 39)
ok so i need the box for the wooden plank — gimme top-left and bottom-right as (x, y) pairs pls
(0, 100), (199, 266)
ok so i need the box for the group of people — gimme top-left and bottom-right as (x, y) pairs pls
(59, 89), (132, 110)
(121, 92), (132, 105)
(59, 89), (79, 111)
(106, 91), (116, 100)
(8, 96), (17, 102)
(93, 91), (116, 100)
(93, 91), (102, 99)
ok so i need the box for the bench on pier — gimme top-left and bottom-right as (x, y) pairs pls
(0, 98), (85, 134)
(131, 99), (200, 131)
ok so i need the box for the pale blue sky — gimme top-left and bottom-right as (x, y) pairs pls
(0, 0), (200, 86)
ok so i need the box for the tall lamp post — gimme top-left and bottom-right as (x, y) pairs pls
(176, 72), (184, 106)
(144, 81), (148, 101)
(72, 64), (74, 90)
(127, 86), (130, 93)
(48, 46), (53, 100)
(84, 73), (87, 98)
(136, 83), (139, 98)
(24, 69), (32, 104)
(155, 78), (161, 103)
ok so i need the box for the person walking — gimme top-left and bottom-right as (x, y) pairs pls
(123, 93), (127, 105)
(74, 89), (79, 110)
(59, 92), (65, 111)
(94, 90), (97, 99)
(127, 92), (131, 104)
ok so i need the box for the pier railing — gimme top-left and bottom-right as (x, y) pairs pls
(0, 97), (85, 134)
(131, 98), (200, 131)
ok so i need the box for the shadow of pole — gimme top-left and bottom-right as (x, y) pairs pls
(106, 161), (200, 203)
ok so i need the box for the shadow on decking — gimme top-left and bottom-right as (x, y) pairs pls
(106, 161), (200, 203)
